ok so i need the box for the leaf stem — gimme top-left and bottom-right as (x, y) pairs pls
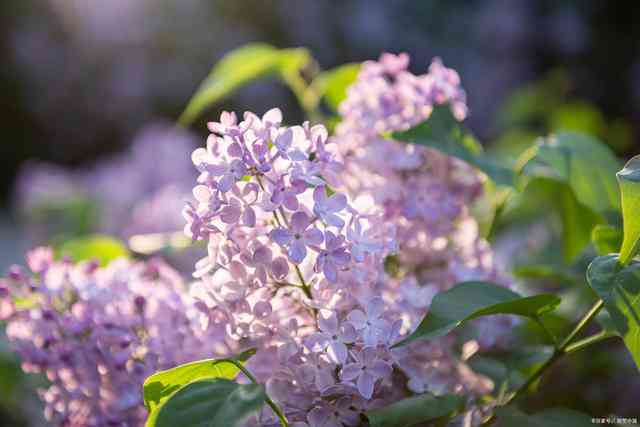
(565, 329), (616, 354)
(557, 299), (604, 349)
(481, 299), (605, 425)
(223, 359), (289, 427)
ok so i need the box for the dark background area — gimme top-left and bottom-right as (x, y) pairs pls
(0, 0), (638, 206)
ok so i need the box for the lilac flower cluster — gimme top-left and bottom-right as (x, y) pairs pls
(184, 63), (502, 425)
(4, 53), (513, 427)
(0, 248), (226, 426)
(336, 53), (513, 349)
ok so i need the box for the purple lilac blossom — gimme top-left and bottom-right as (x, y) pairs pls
(1, 248), (229, 426)
(184, 66), (505, 424)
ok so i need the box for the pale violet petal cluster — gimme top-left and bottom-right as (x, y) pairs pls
(1, 248), (227, 426)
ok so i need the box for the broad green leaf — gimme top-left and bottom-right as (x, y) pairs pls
(393, 282), (560, 348)
(512, 264), (577, 285)
(310, 63), (360, 111)
(586, 255), (640, 370)
(523, 132), (620, 218)
(469, 347), (553, 398)
(146, 379), (265, 427)
(591, 224), (623, 256)
(617, 155), (640, 265)
(494, 406), (592, 427)
(178, 43), (311, 126)
(366, 393), (463, 427)
(58, 234), (129, 266)
(559, 185), (602, 262)
(143, 349), (255, 412)
(392, 105), (516, 187)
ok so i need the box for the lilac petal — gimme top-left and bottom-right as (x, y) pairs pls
(310, 124), (328, 143)
(275, 128), (293, 151)
(339, 408), (361, 427)
(357, 371), (375, 399)
(289, 240), (307, 264)
(220, 205), (241, 224)
(263, 108), (282, 126)
(326, 193), (347, 211)
(325, 213), (345, 229)
(318, 311), (338, 335)
(370, 360), (392, 379)
(270, 189), (284, 205)
(331, 249), (351, 266)
(290, 211), (310, 232)
(304, 228), (324, 246)
(271, 257), (289, 279)
(360, 347), (378, 366)
(313, 186), (327, 204)
(340, 363), (362, 382)
(315, 367), (335, 392)
(191, 147), (209, 165)
(252, 245), (272, 264)
(347, 310), (367, 329)
(324, 230), (338, 249)
(229, 159), (247, 178)
(291, 180), (307, 194)
(217, 174), (234, 192)
(327, 340), (347, 365)
(308, 408), (330, 427)
(366, 297), (385, 319)
(323, 261), (338, 283)
(290, 150), (308, 161)
(340, 322), (358, 344)
(306, 332), (331, 352)
(362, 327), (378, 347)
(253, 301), (272, 319)
(270, 229), (291, 246)
(192, 185), (211, 203)
(283, 194), (299, 211)
(205, 161), (228, 174)
(242, 206), (256, 227)
(228, 142), (243, 157)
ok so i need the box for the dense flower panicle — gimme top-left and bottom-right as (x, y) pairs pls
(1, 249), (227, 427)
(335, 53), (513, 346)
(184, 65), (506, 424)
(6, 53), (514, 427)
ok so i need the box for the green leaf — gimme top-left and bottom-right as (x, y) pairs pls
(392, 105), (516, 187)
(586, 255), (640, 370)
(311, 63), (360, 111)
(523, 132), (620, 218)
(512, 264), (577, 285)
(393, 282), (560, 348)
(559, 184), (602, 262)
(617, 155), (640, 265)
(591, 224), (623, 256)
(143, 349), (256, 412)
(366, 393), (464, 427)
(145, 379), (265, 427)
(58, 234), (129, 266)
(178, 43), (311, 126)
(494, 406), (592, 427)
